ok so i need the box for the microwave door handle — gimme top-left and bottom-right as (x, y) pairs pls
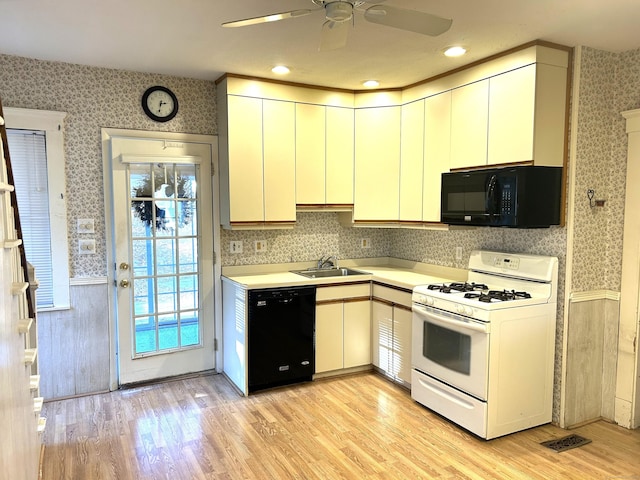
(413, 305), (488, 333)
(485, 174), (498, 214)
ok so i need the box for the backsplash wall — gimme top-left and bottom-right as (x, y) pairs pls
(220, 213), (391, 266)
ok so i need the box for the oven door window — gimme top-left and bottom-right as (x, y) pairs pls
(425, 322), (471, 375)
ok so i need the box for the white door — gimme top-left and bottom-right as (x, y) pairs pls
(107, 134), (216, 385)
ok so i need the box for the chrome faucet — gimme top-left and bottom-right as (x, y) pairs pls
(317, 255), (338, 270)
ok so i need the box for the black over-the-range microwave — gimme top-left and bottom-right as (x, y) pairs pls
(440, 166), (563, 228)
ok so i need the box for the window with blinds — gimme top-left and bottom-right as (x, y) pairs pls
(7, 129), (54, 308)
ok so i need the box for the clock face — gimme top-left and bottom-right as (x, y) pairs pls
(142, 86), (178, 122)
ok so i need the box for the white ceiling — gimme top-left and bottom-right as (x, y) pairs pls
(1, 0), (639, 90)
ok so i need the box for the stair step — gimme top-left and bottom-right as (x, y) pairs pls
(12, 281), (29, 296)
(33, 397), (43, 414)
(2, 238), (22, 249)
(17, 317), (33, 334)
(24, 348), (37, 366)
(37, 416), (47, 434)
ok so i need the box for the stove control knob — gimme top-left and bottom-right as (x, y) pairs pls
(426, 296), (434, 306)
(465, 306), (473, 316)
(456, 304), (465, 314)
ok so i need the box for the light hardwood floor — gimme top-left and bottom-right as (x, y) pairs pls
(41, 372), (640, 479)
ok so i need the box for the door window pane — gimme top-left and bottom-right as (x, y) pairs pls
(128, 162), (202, 357)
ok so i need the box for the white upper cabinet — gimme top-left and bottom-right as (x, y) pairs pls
(423, 91), (451, 222)
(325, 106), (354, 205)
(218, 86), (296, 227)
(450, 79), (489, 170)
(295, 103), (326, 205)
(296, 104), (354, 206)
(263, 99), (296, 222)
(399, 100), (425, 222)
(488, 63), (567, 167)
(222, 94), (265, 224)
(449, 61), (568, 170)
(354, 105), (402, 222)
(487, 65), (536, 164)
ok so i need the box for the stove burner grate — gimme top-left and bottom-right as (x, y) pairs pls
(464, 289), (532, 302)
(427, 282), (488, 294)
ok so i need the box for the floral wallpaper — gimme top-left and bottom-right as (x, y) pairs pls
(0, 53), (216, 277)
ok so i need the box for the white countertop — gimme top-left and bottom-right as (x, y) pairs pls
(221, 257), (467, 291)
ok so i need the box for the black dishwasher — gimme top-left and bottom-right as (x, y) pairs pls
(248, 285), (316, 392)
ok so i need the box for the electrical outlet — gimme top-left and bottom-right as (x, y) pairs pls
(361, 238), (371, 249)
(78, 239), (96, 254)
(254, 240), (267, 253)
(455, 246), (463, 260)
(77, 218), (95, 234)
(230, 240), (243, 254)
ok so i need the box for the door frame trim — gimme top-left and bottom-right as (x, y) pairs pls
(101, 128), (222, 391)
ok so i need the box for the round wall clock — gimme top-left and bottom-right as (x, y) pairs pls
(141, 86), (178, 122)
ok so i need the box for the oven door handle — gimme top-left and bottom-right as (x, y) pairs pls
(413, 305), (489, 333)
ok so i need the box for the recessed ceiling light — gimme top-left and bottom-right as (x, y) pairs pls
(272, 65), (290, 74)
(444, 46), (467, 57)
(362, 80), (379, 88)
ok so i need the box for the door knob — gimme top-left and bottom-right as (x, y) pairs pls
(119, 279), (130, 288)
(119, 262), (130, 270)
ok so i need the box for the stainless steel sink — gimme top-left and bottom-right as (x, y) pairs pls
(291, 267), (370, 278)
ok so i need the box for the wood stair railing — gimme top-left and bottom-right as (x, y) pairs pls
(1, 95), (43, 479)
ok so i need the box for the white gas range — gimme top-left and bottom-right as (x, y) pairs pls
(411, 250), (558, 439)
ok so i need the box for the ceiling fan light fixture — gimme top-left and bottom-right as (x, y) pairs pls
(272, 65), (290, 74)
(444, 46), (467, 57)
(325, 2), (353, 22)
(362, 80), (379, 88)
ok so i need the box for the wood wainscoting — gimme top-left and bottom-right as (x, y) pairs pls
(40, 372), (640, 479)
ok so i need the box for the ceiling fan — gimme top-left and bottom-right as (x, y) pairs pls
(222, 1), (453, 51)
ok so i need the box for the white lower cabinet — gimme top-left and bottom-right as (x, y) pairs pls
(371, 284), (413, 386)
(315, 283), (371, 374)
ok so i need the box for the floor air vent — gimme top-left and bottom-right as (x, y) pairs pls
(541, 434), (592, 452)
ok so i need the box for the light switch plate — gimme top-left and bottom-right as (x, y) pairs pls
(254, 240), (267, 253)
(78, 239), (96, 254)
(360, 238), (371, 249)
(77, 218), (95, 233)
(230, 240), (243, 254)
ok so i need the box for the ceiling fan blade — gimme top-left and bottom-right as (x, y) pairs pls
(222, 9), (314, 28)
(364, 5), (452, 36)
(319, 20), (350, 51)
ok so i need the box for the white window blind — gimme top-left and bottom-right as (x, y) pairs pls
(7, 129), (54, 308)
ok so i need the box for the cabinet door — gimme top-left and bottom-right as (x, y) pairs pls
(315, 303), (344, 373)
(450, 80), (489, 169)
(343, 300), (371, 368)
(296, 103), (326, 204)
(392, 306), (413, 385)
(423, 91), (451, 222)
(399, 100), (425, 222)
(354, 106), (401, 221)
(488, 64), (536, 165)
(326, 106), (354, 205)
(227, 95), (264, 222)
(371, 300), (393, 374)
(263, 99), (296, 222)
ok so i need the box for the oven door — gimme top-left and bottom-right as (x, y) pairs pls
(412, 304), (489, 400)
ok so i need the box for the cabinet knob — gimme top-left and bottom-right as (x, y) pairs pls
(119, 279), (130, 288)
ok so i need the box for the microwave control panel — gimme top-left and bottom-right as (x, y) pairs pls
(500, 185), (513, 215)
